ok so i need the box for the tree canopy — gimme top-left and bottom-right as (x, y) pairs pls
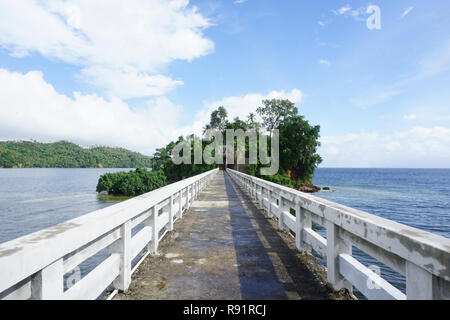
(256, 99), (298, 135)
(96, 168), (167, 196)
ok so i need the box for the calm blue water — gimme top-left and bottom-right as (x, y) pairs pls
(0, 168), (448, 298)
(0, 168), (129, 244)
(312, 168), (450, 295)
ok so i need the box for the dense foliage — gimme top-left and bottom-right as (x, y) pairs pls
(0, 141), (152, 168)
(96, 168), (167, 196)
(202, 99), (322, 188)
(278, 115), (322, 182)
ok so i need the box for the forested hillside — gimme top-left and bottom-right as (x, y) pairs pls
(0, 141), (152, 168)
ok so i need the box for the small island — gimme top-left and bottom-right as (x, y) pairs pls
(96, 168), (167, 197)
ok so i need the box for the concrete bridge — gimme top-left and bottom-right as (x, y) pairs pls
(0, 168), (449, 300)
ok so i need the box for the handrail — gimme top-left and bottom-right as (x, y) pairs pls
(0, 168), (219, 300)
(226, 168), (450, 300)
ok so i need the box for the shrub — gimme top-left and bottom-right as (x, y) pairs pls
(96, 168), (167, 196)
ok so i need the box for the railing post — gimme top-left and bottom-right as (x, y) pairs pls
(278, 196), (285, 230)
(196, 181), (199, 198)
(326, 221), (352, 292)
(406, 262), (436, 299)
(150, 207), (158, 254)
(108, 220), (131, 291)
(178, 190), (183, 219)
(252, 181), (256, 199)
(31, 258), (64, 299)
(295, 204), (311, 253)
(193, 182), (197, 199)
(185, 187), (189, 210)
(169, 195), (174, 231)
(268, 189), (274, 218)
(259, 186), (264, 209)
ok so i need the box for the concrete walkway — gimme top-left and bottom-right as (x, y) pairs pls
(116, 171), (335, 300)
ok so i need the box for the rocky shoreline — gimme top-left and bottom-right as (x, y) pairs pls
(298, 182), (334, 193)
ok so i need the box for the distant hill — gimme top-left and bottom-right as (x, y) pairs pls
(0, 140), (153, 168)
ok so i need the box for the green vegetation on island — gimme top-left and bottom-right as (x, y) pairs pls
(202, 99), (322, 191)
(96, 168), (167, 196)
(0, 140), (153, 168)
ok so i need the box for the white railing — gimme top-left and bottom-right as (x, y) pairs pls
(0, 168), (219, 300)
(227, 168), (450, 300)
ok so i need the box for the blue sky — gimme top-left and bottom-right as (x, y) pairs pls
(0, 0), (449, 167)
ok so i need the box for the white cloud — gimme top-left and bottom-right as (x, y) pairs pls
(183, 89), (303, 136)
(78, 66), (184, 99)
(403, 114), (417, 121)
(318, 20), (325, 26)
(319, 59), (331, 66)
(334, 6), (351, 15)
(401, 6), (414, 18)
(319, 127), (450, 167)
(0, 0), (213, 98)
(234, 0), (248, 4)
(333, 5), (366, 22)
(0, 69), (183, 155)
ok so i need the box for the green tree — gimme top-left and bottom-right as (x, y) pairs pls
(203, 106), (228, 133)
(278, 115), (322, 182)
(256, 99), (298, 136)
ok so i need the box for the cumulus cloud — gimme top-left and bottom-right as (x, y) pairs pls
(0, 0), (213, 98)
(78, 66), (184, 100)
(319, 59), (331, 66)
(319, 127), (450, 167)
(182, 89), (303, 135)
(0, 69), (183, 155)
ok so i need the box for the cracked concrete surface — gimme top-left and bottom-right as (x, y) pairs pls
(115, 171), (342, 300)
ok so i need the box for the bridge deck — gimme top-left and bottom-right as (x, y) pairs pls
(116, 171), (338, 300)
